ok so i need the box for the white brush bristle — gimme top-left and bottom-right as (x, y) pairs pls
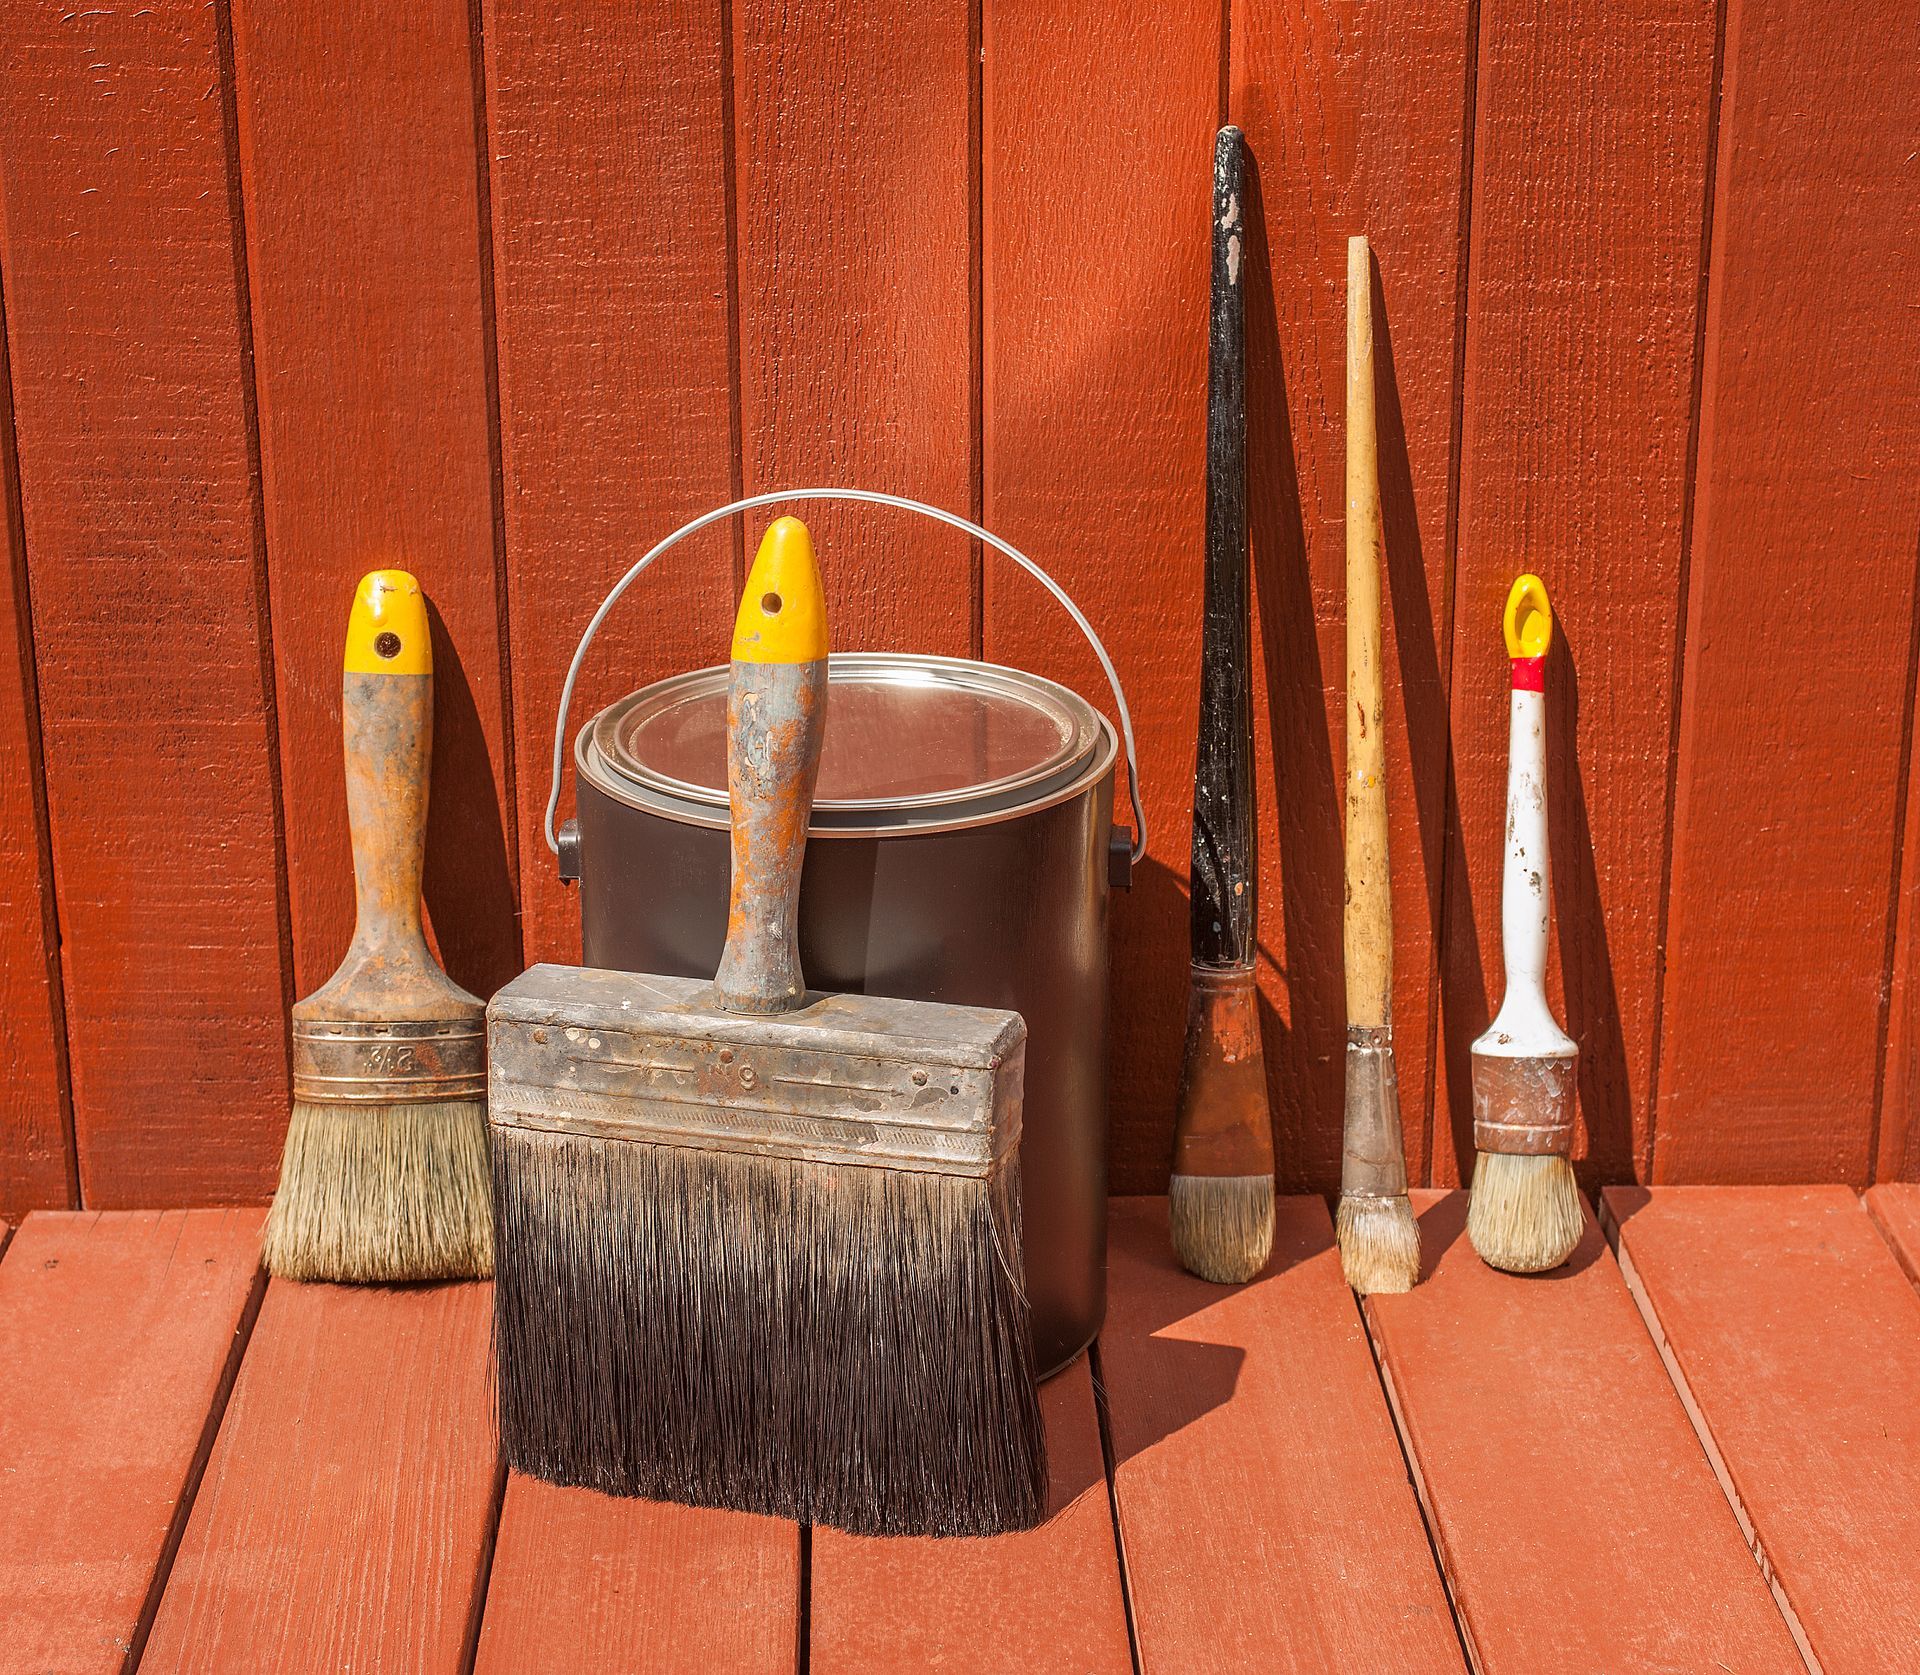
(1336, 1193), (1421, 1293)
(1169, 1173), (1274, 1284)
(1466, 1151), (1582, 1273)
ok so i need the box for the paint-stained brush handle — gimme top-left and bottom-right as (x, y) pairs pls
(1190, 124), (1254, 970)
(714, 518), (829, 1016)
(292, 570), (483, 1103)
(1500, 574), (1554, 1005)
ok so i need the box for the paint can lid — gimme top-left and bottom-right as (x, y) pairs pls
(581, 652), (1115, 836)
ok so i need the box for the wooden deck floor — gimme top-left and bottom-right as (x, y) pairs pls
(2, 1187), (1916, 1674)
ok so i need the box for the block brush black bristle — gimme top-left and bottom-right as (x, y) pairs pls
(491, 1125), (1045, 1538)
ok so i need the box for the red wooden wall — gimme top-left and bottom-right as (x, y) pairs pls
(0, 0), (1915, 1212)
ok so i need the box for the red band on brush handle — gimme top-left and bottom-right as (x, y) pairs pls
(1510, 655), (1545, 692)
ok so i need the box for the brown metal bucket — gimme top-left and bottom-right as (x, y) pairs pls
(544, 491), (1145, 1376)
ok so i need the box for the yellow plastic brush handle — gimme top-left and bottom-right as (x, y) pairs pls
(714, 520), (829, 1015)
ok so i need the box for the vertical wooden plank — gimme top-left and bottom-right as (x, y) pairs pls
(1369, 1192), (1803, 1674)
(732, 0), (975, 658)
(984, 0), (1219, 1191)
(1228, 0), (1472, 1189)
(1433, 0), (1721, 1187)
(811, 1358), (1132, 1674)
(0, 0), (292, 1204)
(0, 277), (73, 1214)
(142, 1279), (498, 1671)
(1654, 0), (1920, 1183)
(0, 1210), (264, 1672)
(1607, 1185), (1920, 1671)
(484, 0), (738, 966)
(1101, 1198), (1464, 1673)
(475, 1484), (798, 1674)
(228, 0), (520, 999)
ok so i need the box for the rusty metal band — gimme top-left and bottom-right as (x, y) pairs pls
(1171, 964), (1274, 1180)
(1342, 1025), (1409, 1200)
(1471, 1052), (1576, 1155)
(292, 1017), (486, 1104)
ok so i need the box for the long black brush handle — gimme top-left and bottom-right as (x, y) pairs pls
(1190, 125), (1254, 971)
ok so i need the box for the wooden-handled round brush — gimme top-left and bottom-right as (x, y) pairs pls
(263, 570), (491, 1282)
(1337, 235), (1420, 1294)
(1465, 574), (1582, 1273)
(1170, 125), (1276, 1285)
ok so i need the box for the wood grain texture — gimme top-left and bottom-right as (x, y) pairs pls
(0, 285), (72, 1213)
(230, 0), (520, 1001)
(1434, 0), (1720, 1189)
(483, 0), (738, 967)
(1101, 1196), (1462, 1673)
(733, 0), (974, 658)
(1655, 0), (1920, 1184)
(1607, 1185), (1920, 1672)
(984, 0), (1219, 1191)
(811, 1357), (1130, 1674)
(475, 1479), (798, 1674)
(1368, 1191), (1803, 1674)
(1231, 0), (1472, 1189)
(0, 0), (293, 1204)
(141, 1278), (498, 1672)
(0, 1210), (264, 1673)
(1865, 1181), (1920, 1285)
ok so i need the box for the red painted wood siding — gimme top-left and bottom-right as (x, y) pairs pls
(0, 1), (1915, 1208)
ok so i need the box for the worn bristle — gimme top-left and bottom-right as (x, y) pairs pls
(1466, 1151), (1583, 1273)
(491, 1127), (1046, 1538)
(1336, 1193), (1420, 1294)
(263, 1098), (493, 1282)
(1168, 1173), (1274, 1283)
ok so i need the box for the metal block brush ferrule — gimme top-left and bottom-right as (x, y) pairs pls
(489, 965), (1025, 1179)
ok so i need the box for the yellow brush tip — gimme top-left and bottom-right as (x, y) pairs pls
(345, 570), (430, 674)
(1503, 572), (1552, 659)
(733, 516), (828, 664)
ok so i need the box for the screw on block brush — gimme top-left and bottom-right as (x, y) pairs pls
(1337, 235), (1420, 1295)
(487, 517), (1046, 1537)
(263, 570), (492, 1283)
(1466, 574), (1583, 1274)
(1170, 125), (1275, 1285)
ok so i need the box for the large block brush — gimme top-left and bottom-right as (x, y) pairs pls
(1466, 574), (1583, 1273)
(1170, 125), (1275, 1286)
(263, 570), (491, 1283)
(1337, 235), (1420, 1295)
(487, 516), (1045, 1537)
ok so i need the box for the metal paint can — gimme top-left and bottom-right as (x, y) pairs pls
(569, 651), (1120, 1375)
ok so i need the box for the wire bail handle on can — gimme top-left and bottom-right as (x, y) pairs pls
(545, 489), (1148, 882)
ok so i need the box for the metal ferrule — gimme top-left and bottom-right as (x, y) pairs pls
(1342, 1025), (1408, 1200)
(292, 1016), (486, 1105)
(1471, 1050), (1576, 1155)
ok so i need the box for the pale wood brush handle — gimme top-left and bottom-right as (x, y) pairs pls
(1344, 236), (1392, 1029)
(714, 518), (829, 1016)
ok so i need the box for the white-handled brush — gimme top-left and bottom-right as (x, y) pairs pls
(1465, 574), (1582, 1273)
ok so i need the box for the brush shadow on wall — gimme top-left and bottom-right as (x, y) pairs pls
(422, 597), (521, 998)
(1371, 253), (1454, 1191)
(1550, 625), (1631, 1186)
(1240, 149), (1344, 1196)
